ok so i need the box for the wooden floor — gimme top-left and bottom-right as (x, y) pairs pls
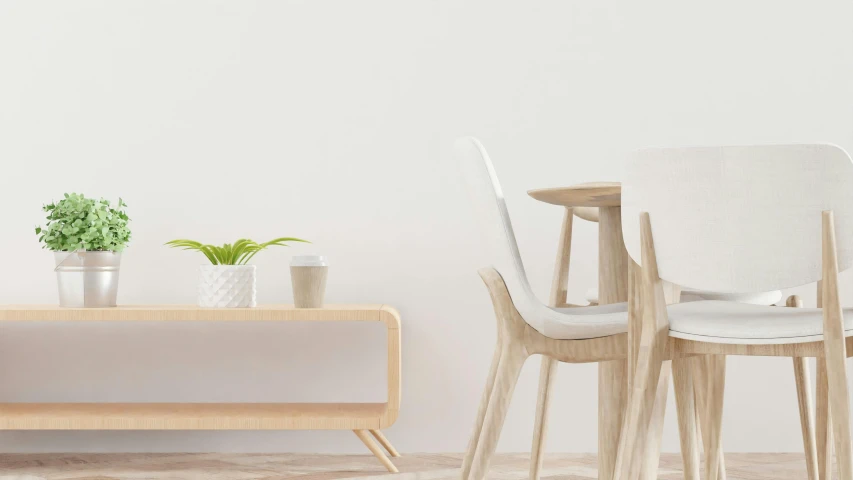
(0, 452), (818, 480)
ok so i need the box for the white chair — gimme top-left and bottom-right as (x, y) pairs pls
(567, 205), (786, 480)
(456, 137), (639, 480)
(616, 144), (853, 480)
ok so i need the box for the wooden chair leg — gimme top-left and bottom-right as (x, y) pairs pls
(816, 359), (833, 480)
(600, 359), (628, 480)
(785, 295), (819, 480)
(793, 357), (819, 480)
(815, 281), (834, 480)
(672, 357), (701, 480)
(614, 211), (667, 480)
(693, 356), (727, 480)
(822, 210), (853, 480)
(468, 343), (528, 480)
(353, 429), (398, 473)
(824, 340), (853, 480)
(529, 206), (571, 480)
(530, 356), (558, 480)
(461, 341), (504, 480)
(825, 356), (853, 480)
(369, 430), (400, 458)
(639, 361), (671, 480)
(612, 344), (664, 480)
(704, 355), (726, 480)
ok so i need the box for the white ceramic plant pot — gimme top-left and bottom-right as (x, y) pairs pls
(198, 265), (257, 308)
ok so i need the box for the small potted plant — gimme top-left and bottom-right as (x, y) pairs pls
(166, 237), (308, 307)
(36, 193), (131, 307)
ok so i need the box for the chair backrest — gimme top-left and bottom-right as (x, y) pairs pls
(454, 137), (544, 330)
(622, 144), (853, 293)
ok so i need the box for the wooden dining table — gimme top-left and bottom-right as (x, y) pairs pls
(527, 182), (733, 480)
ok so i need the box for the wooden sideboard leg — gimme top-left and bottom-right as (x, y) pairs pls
(370, 429), (401, 457)
(354, 429), (399, 473)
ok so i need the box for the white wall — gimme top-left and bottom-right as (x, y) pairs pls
(0, 0), (851, 454)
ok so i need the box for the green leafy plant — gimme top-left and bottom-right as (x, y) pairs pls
(165, 237), (309, 265)
(36, 193), (131, 252)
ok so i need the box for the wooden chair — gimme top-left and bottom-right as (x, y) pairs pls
(615, 144), (853, 480)
(456, 137), (637, 480)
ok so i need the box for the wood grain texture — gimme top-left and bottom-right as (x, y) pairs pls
(672, 357), (701, 480)
(640, 361), (671, 480)
(613, 213), (669, 480)
(821, 211), (853, 480)
(627, 260), (643, 393)
(386, 313), (402, 428)
(530, 356), (558, 480)
(639, 285), (681, 480)
(530, 208), (573, 480)
(353, 429), (398, 473)
(461, 341), (503, 480)
(525, 331), (628, 363)
(369, 429), (400, 457)
(598, 205), (630, 480)
(692, 356), (726, 480)
(793, 356), (819, 480)
(815, 280), (834, 480)
(528, 182), (621, 207)
(787, 295), (818, 480)
(599, 357), (628, 480)
(467, 342), (527, 480)
(549, 208), (574, 307)
(598, 207), (630, 306)
(703, 356), (726, 480)
(0, 403), (389, 430)
(0, 304), (402, 328)
(673, 338), (827, 357)
(468, 268), (530, 480)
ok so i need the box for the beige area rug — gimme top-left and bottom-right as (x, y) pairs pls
(0, 453), (811, 480)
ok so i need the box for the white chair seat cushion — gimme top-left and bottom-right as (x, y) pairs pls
(668, 300), (853, 344)
(537, 302), (628, 340)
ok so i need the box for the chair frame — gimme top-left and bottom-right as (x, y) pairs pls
(460, 266), (628, 480)
(615, 211), (853, 480)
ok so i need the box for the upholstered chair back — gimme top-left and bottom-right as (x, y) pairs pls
(622, 144), (853, 293)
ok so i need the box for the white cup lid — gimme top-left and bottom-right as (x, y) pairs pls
(291, 255), (327, 267)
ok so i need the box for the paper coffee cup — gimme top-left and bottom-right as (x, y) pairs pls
(290, 255), (328, 308)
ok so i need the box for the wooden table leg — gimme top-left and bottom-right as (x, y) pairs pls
(598, 206), (630, 480)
